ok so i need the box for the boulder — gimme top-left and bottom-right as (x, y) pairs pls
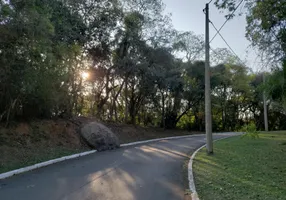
(80, 122), (120, 151)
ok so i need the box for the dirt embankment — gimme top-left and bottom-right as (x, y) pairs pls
(0, 120), (86, 173)
(0, 118), (201, 173)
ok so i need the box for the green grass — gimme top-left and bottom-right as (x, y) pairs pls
(0, 147), (84, 174)
(193, 132), (286, 200)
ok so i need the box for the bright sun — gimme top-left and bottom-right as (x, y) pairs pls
(81, 72), (89, 80)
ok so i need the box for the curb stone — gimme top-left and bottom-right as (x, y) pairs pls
(0, 133), (241, 182)
(0, 134), (205, 180)
(187, 133), (243, 200)
(0, 150), (97, 180)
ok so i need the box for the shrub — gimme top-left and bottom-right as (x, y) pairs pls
(240, 122), (259, 139)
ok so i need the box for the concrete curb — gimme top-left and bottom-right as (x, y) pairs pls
(0, 134), (204, 180)
(187, 133), (243, 200)
(0, 150), (97, 180)
(188, 144), (206, 200)
(121, 134), (203, 147)
(0, 133), (240, 181)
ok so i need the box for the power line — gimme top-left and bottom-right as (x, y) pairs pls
(209, 46), (221, 57)
(209, 46), (232, 64)
(209, 20), (244, 64)
(209, 0), (244, 43)
(191, 0), (244, 63)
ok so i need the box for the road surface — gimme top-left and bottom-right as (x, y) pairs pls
(0, 133), (237, 200)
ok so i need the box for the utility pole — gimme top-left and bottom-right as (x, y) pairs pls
(205, 3), (213, 154)
(263, 72), (269, 131)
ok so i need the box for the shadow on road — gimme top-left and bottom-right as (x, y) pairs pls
(0, 135), (229, 200)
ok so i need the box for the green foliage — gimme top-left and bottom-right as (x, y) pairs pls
(0, 0), (88, 120)
(215, 0), (286, 64)
(214, 1), (286, 129)
(173, 31), (204, 61)
(211, 63), (254, 131)
(240, 122), (259, 139)
(1, 0), (286, 134)
(176, 112), (195, 130)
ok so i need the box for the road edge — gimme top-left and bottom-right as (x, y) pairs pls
(187, 133), (242, 200)
(120, 134), (203, 147)
(0, 134), (205, 180)
(0, 150), (97, 180)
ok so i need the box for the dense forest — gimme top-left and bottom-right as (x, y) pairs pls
(0, 0), (286, 131)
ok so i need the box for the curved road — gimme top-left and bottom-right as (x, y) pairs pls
(0, 133), (237, 200)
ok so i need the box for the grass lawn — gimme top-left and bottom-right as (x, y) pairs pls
(193, 132), (286, 200)
(0, 147), (84, 174)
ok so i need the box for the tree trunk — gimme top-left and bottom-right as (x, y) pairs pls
(110, 81), (125, 121)
(222, 85), (227, 131)
(129, 79), (136, 125)
(124, 77), (129, 123)
(161, 91), (165, 128)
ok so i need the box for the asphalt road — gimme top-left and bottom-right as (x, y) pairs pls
(0, 133), (237, 200)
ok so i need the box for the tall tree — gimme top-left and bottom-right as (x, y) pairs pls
(214, 0), (286, 64)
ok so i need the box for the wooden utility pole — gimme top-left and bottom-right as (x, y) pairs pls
(263, 72), (269, 131)
(205, 3), (213, 154)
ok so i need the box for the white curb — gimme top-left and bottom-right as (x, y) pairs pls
(0, 150), (96, 180)
(0, 134), (204, 180)
(188, 144), (206, 200)
(187, 133), (243, 200)
(0, 133), (240, 181)
(121, 134), (203, 147)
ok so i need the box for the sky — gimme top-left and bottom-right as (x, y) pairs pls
(162, 0), (260, 71)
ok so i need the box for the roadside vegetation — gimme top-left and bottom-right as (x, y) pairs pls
(0, 0), (286, 132)
(193, 132), (286, 200)
(0, 147), (83, 174)
(0, 120), (196, 173)
(1, 0), (286, 181)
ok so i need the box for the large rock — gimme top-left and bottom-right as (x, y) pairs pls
(80, 122), (120, 151)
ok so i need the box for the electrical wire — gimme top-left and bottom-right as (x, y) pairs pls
(209, 20), (245, 64)
(209, 0), (244, 43)
(190, 0), (244, 63)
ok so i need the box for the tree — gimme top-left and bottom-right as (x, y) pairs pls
(214, 0), (286, 64)
(211, 63), (252, 130)
(173, 31), (205, 62)
(214, 0), (286, 131)
(4, 0), (283, 134)
(176, 61), (205, 129)
(0, 0), (87, 121)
